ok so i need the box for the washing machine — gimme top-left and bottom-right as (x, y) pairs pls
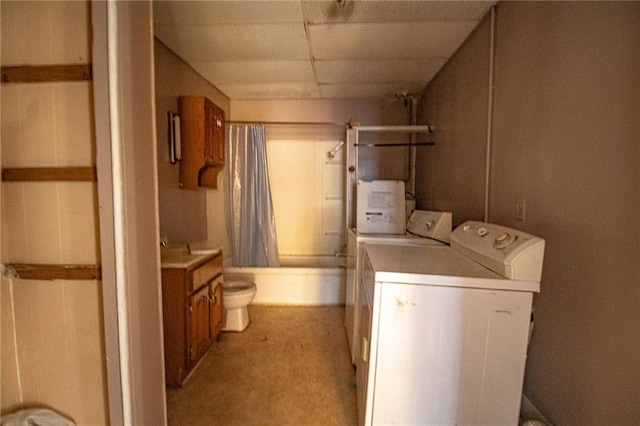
(355, 221), (545, 426)
(345, 210), (452, 364)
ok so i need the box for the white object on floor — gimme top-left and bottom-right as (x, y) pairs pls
(222, 280), (257, 331)
(521, 420), (547, 426)
(1, 408), (75, 426)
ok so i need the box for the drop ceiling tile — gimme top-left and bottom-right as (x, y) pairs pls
(319, 82), (426, 99)
(155, 23), (309, 61)
(302, 1), (495, 24)
(154, 1), (303, 25)
(315, 59), (447, 84)
(309, 21), (479, 60)
(218, 82), (321, 100)
(153, 1), (491, 100)
(191, 60), (315, 84)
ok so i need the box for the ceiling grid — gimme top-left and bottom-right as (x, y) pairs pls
(154, 1), (494, 100)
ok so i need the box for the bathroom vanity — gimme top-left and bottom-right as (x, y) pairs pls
(161, 247), (224, 387)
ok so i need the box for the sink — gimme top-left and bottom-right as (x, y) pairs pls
(160, 243), (222, 268)
(161, 245), (206, 268)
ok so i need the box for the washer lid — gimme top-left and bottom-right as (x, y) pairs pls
(450, 221), (545, 282)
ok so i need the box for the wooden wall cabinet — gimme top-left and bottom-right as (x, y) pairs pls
(162, 253), (224, 387)
(178, 95), (225, 189)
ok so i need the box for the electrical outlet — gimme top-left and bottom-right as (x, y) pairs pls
(515, 198), (526, 221)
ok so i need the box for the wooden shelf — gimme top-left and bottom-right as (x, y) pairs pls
(4, 263), (101, 281)
(1, 64), (92, 83)
(2, 167), (97, 182)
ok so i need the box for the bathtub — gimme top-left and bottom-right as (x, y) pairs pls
(224, 255), (346, 306)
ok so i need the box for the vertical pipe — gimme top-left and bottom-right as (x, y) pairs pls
(409, 97), (418, 196)
(106, 2), (133, 424)
(92, 1), (125, 423)
(484, 6), (496, 222)
(7, 280), (24, 402)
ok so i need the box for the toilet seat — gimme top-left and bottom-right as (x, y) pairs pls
(223, 281), (256, 297)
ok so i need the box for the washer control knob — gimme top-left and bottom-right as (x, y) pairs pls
(494, 232), (517, 249)
(463, 224), (471, 232)
(477, 227), (488, 237)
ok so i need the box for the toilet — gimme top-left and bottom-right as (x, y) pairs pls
(222, 280), (257, 332)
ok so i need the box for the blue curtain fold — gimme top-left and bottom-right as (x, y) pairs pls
(226, 124), (280, 266)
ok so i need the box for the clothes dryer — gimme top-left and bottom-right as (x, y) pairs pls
(345, 210), (452, 364)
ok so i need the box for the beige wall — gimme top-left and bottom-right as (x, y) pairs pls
(0, 1), (108, 424)
(417, 2), (640, 424)
(417, 14), (491, 225)
(155, 39), (231, 253)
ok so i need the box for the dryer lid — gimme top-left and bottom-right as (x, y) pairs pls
(406, 210), (452, 242)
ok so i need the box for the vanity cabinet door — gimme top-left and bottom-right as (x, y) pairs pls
(178, 95), (225, 189)
(209, 276), (224, 340)
(189, 284), (211, 366)
(162, 252), (224, 387)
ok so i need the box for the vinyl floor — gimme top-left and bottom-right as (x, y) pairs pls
(166, 306), (358, 426)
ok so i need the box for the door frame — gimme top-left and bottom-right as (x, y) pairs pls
(92, 1), (166, 424)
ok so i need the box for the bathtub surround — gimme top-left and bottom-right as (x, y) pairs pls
(224, 255), (345, 306)
(229, 99), (409, 262)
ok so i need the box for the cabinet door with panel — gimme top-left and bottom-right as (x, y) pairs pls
(209, 276), (224, 340)
(179, 95), (225, 189)
(204, 99), (225, 166)
(189, 284), (212, 367)
(161, 252), (224, 387)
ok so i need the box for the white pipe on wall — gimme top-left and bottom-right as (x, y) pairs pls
(409, 96), (418, 196)
(107, 2), (133, 424)
(484, 6), (496, 222)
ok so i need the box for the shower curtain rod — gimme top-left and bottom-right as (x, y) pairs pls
(226, 120), (349, 127)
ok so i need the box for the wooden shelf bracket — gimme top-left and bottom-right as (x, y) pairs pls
(1, 64), (92, 83)
(2, 167), (97, 182)
(3, 263), (102, 281)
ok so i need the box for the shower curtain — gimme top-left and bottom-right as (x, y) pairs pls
(226, 124), (280, 266)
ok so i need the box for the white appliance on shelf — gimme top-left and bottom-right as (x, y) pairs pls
(356, 180), (405, 234)
(345, 210), (452, 364)
(356, 221), (545, 426)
